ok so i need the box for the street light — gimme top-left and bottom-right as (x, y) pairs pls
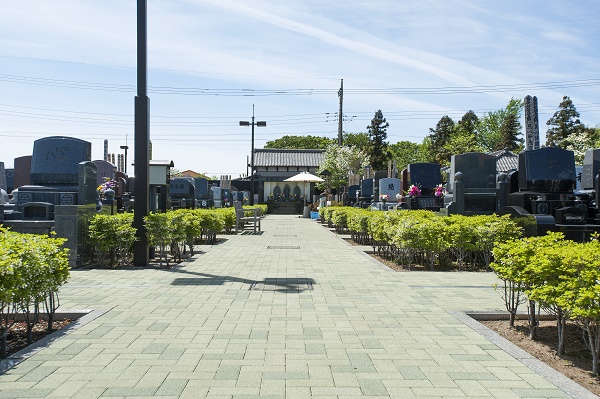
(239, 105), (266, 206)
(119, 145), (129, 174)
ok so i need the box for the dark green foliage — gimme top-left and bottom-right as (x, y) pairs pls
(546, 96), (585, 147)
(264, 135), (334, 149)
(366, 110), (391, 170)
(428, 115), (455, 165)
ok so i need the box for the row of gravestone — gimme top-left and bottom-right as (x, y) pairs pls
(348, 147), (600, 224)
(0, 136), (130, 220)
(169, 177), (249, 209)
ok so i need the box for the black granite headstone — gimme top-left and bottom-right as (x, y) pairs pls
(78, 161), (98, 205)
(348, 185), (360, 200)
(30, 136), (91, 186)
(0, 162), (6, 191)
(407, 163), (441, 189)
(360, 178), (373, 198)
(582, 149), (600, 190)
(194, 178), (209, 199)
(5, 168), (14, 193)
(449, 152), (496, 192)
(518, 147), (575, 192)
(170, 177), (195, 197)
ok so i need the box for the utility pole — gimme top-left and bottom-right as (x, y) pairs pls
(133, 0), (150, 266)
(338, 79), (343, 146)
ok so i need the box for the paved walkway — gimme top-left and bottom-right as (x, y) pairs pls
(0, 215), (595, 398)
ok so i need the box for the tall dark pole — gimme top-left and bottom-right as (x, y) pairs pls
(239, 105), (266, 206)
(338, 79), (343, 146)
(133, 0), (150, 266)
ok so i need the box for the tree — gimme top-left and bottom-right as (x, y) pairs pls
(546, 96), (585, 147)
(342, 132), (370, 152)
(365, 110), (390, 170)
(444, 130), (483, 157)
(264, 135), (333, 149)
(478, 98), (523, 152)
(317, 144), (369, 191)
(428, 115), (455, 165)
(389, 141), (420, 171)
(565, 131), (595, 164)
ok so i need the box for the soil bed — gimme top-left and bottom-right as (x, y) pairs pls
(482, 319), (600, 396)
(3, 319), (73, 359)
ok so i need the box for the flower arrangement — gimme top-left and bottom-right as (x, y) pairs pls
(434, 184), (445, 198)
(405, 184), (421, 198)
(379, 194), (390, 203)
(97, 178), (117, 198)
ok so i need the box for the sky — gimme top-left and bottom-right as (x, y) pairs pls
(1, 0), (599, 178)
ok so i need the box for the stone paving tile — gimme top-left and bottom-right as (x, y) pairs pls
(0, 215), (592, 398)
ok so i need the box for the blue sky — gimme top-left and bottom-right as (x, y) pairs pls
(1, 0), (599, 177)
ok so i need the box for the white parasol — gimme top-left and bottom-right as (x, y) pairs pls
(284, 171), (324, 206)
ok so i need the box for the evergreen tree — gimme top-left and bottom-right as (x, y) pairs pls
(366, 110), (390, 170)
(546, 96), (585, 147)
(428, 115), (455, 165)
(498, 113), (524, 152)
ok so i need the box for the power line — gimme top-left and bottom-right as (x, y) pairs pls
(1, 73), (599, 96)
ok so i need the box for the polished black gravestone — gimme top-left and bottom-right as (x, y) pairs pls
(446, 152), (500, 215)
(30, 136), (91, 187)
(581, 149), (600, 190)
(448, 152), (496, 193)
(518, 147), (575, 192)
(0, 162), (6, 192)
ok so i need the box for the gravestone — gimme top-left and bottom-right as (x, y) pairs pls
(348, 184), (360, 202)
(518, 147), (575, 192)
(378, 178), (401, 201)
(373, 170), (387, 201)
(524, 95), (540, 150)
(93, 160), (116, 187)
(5, 169), (14, 193)
(78, 161), (98, 205)
(30, 136), (91, 186)
(13, 155), (31, 188)
(194, 178), (209, 199)
(0, 162), (6, 191)
(448, 152), (496, 193)
(360, 178), (373, 199)
(581, 149), (600, 190)
(404, 163), (442, 196)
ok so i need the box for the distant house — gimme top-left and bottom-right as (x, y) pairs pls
(251, 149), (325, 203)
(179, 170), (204, 178)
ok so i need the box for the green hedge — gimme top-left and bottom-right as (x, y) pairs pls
(491, 233), (600, 373)
(0, 228), (70, 358)
(322, 207), (521, 271)
(88, 206), (265, 268)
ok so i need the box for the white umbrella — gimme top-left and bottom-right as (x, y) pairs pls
(284, 171), (324, 206)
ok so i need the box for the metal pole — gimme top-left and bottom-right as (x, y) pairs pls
(133, 0), (150, 266)
(251, 111), (255, 206)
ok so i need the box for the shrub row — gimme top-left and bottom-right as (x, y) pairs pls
(491, 233), (600, 373)
(0, 228), (70, 358)
(88, 205), (267, 268)
(320, 207), (522, 270)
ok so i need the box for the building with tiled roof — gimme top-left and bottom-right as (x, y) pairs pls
(489, 149), (518, 173)
(251, 149), (325, 203)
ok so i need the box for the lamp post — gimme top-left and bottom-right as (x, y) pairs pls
(239, 105), (266, 206)
(120, 145), (129, 174)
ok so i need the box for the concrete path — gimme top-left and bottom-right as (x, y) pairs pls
(0, 215), (594, 398)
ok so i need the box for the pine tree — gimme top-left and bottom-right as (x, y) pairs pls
(366, 110), (390, 171)
(546, 96), (585, 147)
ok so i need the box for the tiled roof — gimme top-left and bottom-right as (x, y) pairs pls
(254, 149), (325, 167)
(491, 149), (518, 173)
